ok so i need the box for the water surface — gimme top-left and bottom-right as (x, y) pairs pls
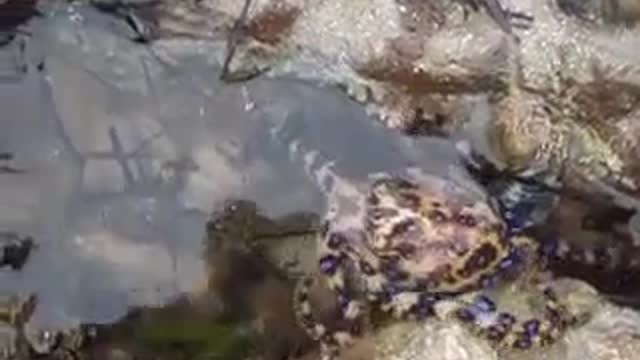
(0, 4), (463, 332)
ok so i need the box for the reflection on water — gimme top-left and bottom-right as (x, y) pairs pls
(35, 198), (318, 359)
(2, 3), (639, 360)
(0, 3), (462, 355)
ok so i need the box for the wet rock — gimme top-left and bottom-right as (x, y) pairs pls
(77, 0), (506, 130)
(0, 293), (39, 358)
(310, 278), (640, 360)
(204, 199), (319, 280)
(510, 192), (640, 313)
(23, 324), (94, 359)
(58, 0), (640, 203)
(556, 0), (640, 26)
(0, 0), (40, 47)
(6, 1), (442, 339)
(119, 0), (640, 202)
(460, 0), (640, 216)
(0, 231), (35, 270)
(364, 321), (495, 360)
(202, 199), (319, 360)
(0, 294), (38, 328)
(445, 1), (640, 274)
(88, 0), (640, 156)
(16, 4), (640, 360)
(565, 305), (640, 360)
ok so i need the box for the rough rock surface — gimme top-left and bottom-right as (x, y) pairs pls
(294, 279), (640, 360)
(5, 2), (640, 359)
(79, 0), (504, 129)
(94, 0), (640, 210)
(124, 0), (640, 130)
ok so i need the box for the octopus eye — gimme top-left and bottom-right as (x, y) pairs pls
(456, 214), (478, 227)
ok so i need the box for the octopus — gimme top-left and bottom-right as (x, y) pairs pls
(291, 167), (583, 360)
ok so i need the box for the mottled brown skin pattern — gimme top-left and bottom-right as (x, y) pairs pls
(365, 177), (508, 293)
(294, 175), (577, 360)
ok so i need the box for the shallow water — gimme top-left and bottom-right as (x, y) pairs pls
(0, 4), (465, 334)
(2, 3), (640, 360)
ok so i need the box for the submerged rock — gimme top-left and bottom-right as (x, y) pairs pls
(202, 199), (319, 360)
